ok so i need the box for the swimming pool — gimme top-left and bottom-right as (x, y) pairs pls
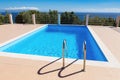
(0, 25), (107, 61)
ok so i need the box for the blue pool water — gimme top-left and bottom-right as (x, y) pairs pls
(0, 25), (107, 61)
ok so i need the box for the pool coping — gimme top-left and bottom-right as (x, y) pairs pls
(0, 24), (120, 68)
(0, 24), (48, 47)
(87, 26), (120, 68)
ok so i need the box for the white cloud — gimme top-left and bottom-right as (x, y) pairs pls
(103, 8), (120, 12)
(4, 7), (120, 13)
(72, 8), (120, 12)
(5, 6), (39, 10)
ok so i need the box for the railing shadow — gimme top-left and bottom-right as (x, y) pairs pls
(37, 58), (84, 78)
(58, 59), (84, 78)
(37, 58), (62, 75)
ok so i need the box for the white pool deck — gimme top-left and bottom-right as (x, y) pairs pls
(0, 24), (120, 80)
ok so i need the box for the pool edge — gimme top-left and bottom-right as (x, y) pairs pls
(0, 24), (120, 68)
(87, 25), (120, 68)
(0, 24), (48, 47)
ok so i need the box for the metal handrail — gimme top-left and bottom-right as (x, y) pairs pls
(62, 40), (86, 71)
(83, 41), (86, 71)
(62, 39), (67, 68)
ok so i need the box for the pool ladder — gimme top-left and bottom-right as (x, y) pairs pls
(83, 41), (86, 71)
(62, 39), (67, 67)
(62, 40), (86, 71)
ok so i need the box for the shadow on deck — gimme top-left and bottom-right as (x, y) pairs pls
(37, 58), (85, 78)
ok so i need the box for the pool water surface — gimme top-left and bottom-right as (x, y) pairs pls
(0, 25), (107, 61)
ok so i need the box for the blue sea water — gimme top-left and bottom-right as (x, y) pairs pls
(0, 25), (107, 61)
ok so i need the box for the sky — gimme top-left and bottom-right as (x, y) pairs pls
(0, 0), (120, 12)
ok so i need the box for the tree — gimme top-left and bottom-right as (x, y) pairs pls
(89, 16), (102, 25)
(89, 16), (116, 26)
(49, 10), (58, 24)
(35, 10), (58, 24)
(4, 13), (9, 23)
(103, 17), (115, 26)
(15, 10), (39, 24)
(35, 12), (50, 24)
(0, 14), (4, 25)
(61, 12), (81, 24)
(15, 14), (24, 23)
(22, 11), (32, 24)
(15, 10), (58, 24)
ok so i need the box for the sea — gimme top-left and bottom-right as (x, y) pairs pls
(0, 11), (120, 23)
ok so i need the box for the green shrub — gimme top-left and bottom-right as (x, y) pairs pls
(61, 12), (81, 24)
(15, 14), (24, 23)
(15, 10), (58, 24)
(0, 14), (4, 25)
(89, 16), (116, 26)
(4, 14), (9, 23)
